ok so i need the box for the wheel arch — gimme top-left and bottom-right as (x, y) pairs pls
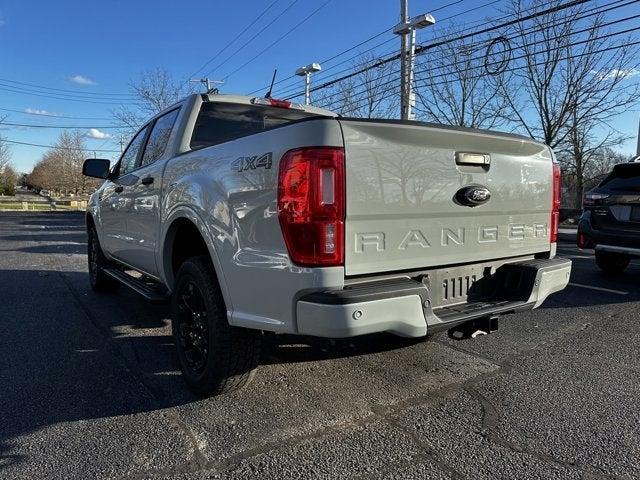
(160, 208), (232, 310)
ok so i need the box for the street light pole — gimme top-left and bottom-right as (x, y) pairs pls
(295, 63), (322, 105)
(394, 2), (435, 120)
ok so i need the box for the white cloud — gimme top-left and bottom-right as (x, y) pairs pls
(25, 108), (61, 116)
(69, 74), (97, 86)
(86, 128), (111, 140)
(592, 68), (640, 80)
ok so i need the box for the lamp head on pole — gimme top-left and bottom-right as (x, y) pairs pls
(295, 63), (322, 76)
(393, 13), (435, 35)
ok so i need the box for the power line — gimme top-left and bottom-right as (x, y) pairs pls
(249, 0), (502, 97)
(414, 24), (640, 89)
(284, 0), (594, 100)
(297, 0), (629, 106)
(186, 0), (282, 80)
(274, 0), (526, 99)
(221, 0), (334, 82)
(0, 84), (135, 105)
(0, 107), (114, 120)
(325, 17), (639, 112)
(316, 0), (637, 109)
(1, 138), (120, 152)
(340, 37), (640, 116)
(0, 77), (133, 98)
(0, 81), (134, 102)
(0, 122), (124, 129)
(203, 0), (302, 78)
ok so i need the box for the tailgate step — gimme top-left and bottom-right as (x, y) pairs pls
(103, 268), (169, 303)
(434, 299), (531, 324)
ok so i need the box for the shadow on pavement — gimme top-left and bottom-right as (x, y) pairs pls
(0, 263), (418, 468)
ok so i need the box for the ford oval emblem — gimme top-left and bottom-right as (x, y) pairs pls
(455, 185), (491, 207)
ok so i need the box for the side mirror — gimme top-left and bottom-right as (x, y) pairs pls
(82, 158), (111, 179)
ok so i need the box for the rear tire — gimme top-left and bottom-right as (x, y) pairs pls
(595, 250), (630, 274)
(87, 226), (120, 293)
(171, 256), (261, 396)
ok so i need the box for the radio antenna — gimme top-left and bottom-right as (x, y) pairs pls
(265, 69), (277, 98)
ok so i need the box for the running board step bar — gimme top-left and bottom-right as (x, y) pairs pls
(103, 268), (169, 303)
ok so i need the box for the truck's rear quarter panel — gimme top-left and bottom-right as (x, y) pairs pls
(162, 117), (345, 332)
(340, 120), (554, 276)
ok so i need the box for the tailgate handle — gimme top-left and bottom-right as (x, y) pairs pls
(456, 152), (490, 166)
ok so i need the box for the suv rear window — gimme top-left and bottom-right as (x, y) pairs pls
(600, 164), (640, 192)
(190, 102), (320, 150)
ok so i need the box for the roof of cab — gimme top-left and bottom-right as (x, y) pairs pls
(198, 93), (338, 117)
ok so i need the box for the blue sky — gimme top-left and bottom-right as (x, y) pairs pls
(1, 0), (639, 172)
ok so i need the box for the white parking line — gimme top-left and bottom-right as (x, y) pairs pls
(568, 282), (629, 295)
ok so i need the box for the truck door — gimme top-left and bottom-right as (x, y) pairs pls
(99, 125), (150, 260)
(118, 108), (181, 276)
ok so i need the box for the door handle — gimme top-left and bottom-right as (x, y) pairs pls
(114, 186), (124, 193)
(141, 176), (154, 186)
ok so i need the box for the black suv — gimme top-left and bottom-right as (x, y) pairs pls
(578, 162), (640, 274)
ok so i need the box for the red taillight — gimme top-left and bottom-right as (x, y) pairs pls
(277, 147), (345, 267)
(550, 163), (561, 243)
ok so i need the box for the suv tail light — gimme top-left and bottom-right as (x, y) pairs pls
(550, 163), (561, 243)
(583, 192), (609, 207)
(277, 147), (345, 267)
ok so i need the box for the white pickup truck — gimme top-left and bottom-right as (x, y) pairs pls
(83, 93), (571, 395)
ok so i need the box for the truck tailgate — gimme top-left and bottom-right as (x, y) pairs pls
(340, 119), (553, 276)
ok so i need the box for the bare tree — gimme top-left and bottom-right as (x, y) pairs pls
(499, 0), (640, 145)
(497, 0), (640, 205)
(112, 68), (192, 135)
(414, 33), (510, 129)
(0, 115), (16, 196)
(317, 53), (399, 118)
(0, 165), (17, 196)
(0, 115), (11, 172)
(561, 108), (629, 207)
(26, 131), (100, 196)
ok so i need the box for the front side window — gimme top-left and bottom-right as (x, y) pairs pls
(141, 108), (180, 167)
(118, 126), (149, 176)
(190, 102), (320, 150)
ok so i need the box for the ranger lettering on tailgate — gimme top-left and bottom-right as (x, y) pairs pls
(355, 223), (548, 253)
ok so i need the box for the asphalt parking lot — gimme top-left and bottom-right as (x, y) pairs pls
(1, 212), (639, 480)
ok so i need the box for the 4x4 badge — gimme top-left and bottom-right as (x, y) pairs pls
(232, 152), (273, 172)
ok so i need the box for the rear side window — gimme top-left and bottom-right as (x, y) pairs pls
(141, 108), (180, 166)
(600, 164), (640, 192)
(190, 102), (318, 150)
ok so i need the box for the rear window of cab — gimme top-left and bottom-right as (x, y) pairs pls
(190, 102), (320, 150)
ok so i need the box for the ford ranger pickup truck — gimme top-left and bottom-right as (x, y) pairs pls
(82, 93), (571, 396)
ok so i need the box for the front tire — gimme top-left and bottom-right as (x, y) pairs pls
(595, 250), (630, 275)
(171, 256), (261, 396)
(87, 226), (120, 293)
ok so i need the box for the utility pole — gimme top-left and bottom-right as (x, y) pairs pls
(189, 78), (224, 94)
(295, 63), (322, 105)
(394, 1), (435, 120)
(119, 136), (126, 153)
(398, 0), (410, 120)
